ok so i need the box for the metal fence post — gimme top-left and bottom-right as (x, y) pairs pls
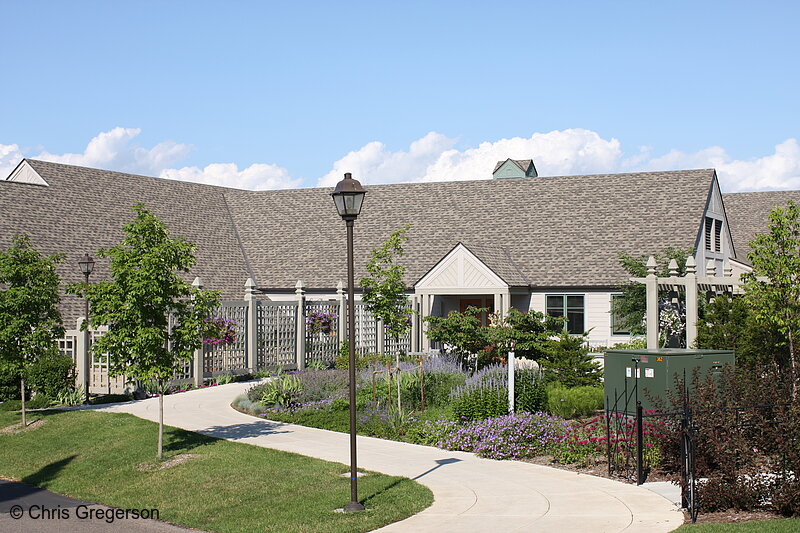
(245, 278), (258, 372)
(295, 280), (306, 370)
(636, 400), (644, 485)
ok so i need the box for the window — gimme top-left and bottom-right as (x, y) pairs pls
(546, 294), (584, 334)
(705, 217), (723, 253)
(705, 217), (714, 251)
(610, 294), (630, 335)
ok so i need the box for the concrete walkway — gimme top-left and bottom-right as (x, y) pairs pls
(97, 381), (684, 533)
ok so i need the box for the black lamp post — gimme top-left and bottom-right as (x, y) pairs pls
(331, 172), (367, 512)
(78, 253), (95, 404)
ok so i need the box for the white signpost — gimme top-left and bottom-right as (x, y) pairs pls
(508, 342), (515, 414)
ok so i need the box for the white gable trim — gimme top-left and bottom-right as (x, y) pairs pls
(5, 160), (48, 186)
(415, 243), (508, 294)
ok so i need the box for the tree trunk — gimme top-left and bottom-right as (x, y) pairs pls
(788, 331), (798, 401)
(157, 380), (164, 459)
(20, 377), (26, 427)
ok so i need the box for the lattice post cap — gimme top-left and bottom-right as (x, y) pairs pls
(668, 259), (679, 276)
(646, 256), (657, 276)
(685, 255), (697, 275)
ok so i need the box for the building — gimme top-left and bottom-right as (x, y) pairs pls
(2, 158), (795, 351)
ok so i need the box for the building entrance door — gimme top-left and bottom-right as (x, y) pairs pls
(459, 298), (494, 325)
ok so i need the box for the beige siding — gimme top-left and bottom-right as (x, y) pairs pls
(528, 290), (634, 348)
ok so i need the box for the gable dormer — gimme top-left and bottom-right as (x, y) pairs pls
(5, 160), (49, 186)
(492, 158), (538, 179)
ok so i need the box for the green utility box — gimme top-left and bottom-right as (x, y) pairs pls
(603, 349), (735, 415)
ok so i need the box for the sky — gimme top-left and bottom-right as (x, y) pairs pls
(1, 1), (798, 193)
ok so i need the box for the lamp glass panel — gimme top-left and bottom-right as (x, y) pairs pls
(333, 194), (346, 217)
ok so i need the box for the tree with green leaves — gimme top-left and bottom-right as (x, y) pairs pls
(540, 332), (602, 387)
(0, 234), (65, 427)
(696, 294), (789, 370)
(615, 247), (695, 335)
(741, 201), (800, 399)
(360, 224), (412, 347)
(426, 307), (564, 368)
(68, 204), (219, 458)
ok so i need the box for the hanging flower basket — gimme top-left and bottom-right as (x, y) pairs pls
(203, 316), (237, 345)
(306, 310), (337, 335)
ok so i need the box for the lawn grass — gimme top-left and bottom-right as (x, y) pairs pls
(673, 519), (800, 532)
(0, 408), (433, 533)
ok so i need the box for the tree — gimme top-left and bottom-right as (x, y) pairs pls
(0, 234), (64, 426)
(360, 225), (412, 345)
(69, 205), (219, 458)
(540, 332), (603, 387)
(696, 294), (789, 370)
(741, 201), (800, 399)
(615, 247), (695, 335)
(426, 307), (563, 369)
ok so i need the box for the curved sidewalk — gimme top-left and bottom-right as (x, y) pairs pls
(97, 382), (684, 533)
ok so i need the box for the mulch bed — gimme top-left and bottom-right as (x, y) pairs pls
(0, 419), (46, 434)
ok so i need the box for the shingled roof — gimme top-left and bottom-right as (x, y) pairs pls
(1, 160), (718, 323)
(723, 190), (800, 261)
(0, 160), (251, 324)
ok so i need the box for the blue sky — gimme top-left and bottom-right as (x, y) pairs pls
(1, 1), (798, 191)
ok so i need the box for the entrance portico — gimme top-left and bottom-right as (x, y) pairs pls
(413, 243), (527, 351)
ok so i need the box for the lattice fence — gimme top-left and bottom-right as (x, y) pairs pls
(304, 301), (340, 366)
(354, 302), (378, 355)
(204, 302), (248, 374)
(384, 328), (412, 355)
(257, 300), (297, 369)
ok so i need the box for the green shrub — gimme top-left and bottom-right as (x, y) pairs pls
(334, 341), (390, 370)
(258, 375), (302, 407)
(546, 384), (604, 419)
(451, 365), (508, 421)
(26, 393), (54, 409)
(214, 372), (234, 385)
(541, 333), (602, 387)
(515, 368), (547, 413)
(25, 354), (76, 398)
(90, 393), (133, 404)
(57, 386), (84, 406)
(0, 361), (21, 401)
(0, 400), (22, 411)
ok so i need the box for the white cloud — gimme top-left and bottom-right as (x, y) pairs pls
(319, 130), (800, 193)
(4, 127), (800, 193)
(317, 131), (457, 187)
(35, 127), (192, 176)
(642, 139), (800, 192)
(319, 129), (623, 186)
(424, 129), (623, 182)
(160, 162), (301, 190)
(0, 143), (25, 178)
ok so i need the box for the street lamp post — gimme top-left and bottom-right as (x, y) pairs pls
(78, 253), (95, 404)
(331, 172), (367, 513)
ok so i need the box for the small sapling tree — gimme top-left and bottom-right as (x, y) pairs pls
(360, 224), (413, 345)
(742, 200), (800, 399)
(69, 204), (219, 458)
(0, 234), (64, 427)
(360, 224), (412, 409)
